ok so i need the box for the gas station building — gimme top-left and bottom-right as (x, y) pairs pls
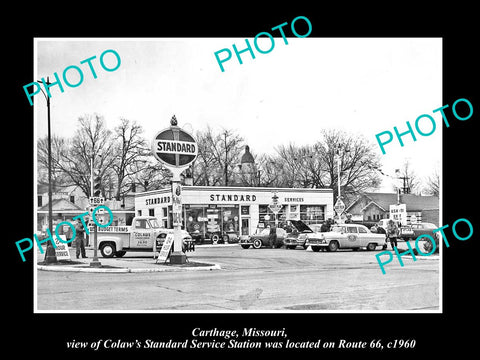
(135, 186), (334, 237)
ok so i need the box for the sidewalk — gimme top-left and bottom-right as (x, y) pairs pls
(36, 246), (222, 273)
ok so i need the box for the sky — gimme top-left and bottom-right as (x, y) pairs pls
(34, 37), (442, 193)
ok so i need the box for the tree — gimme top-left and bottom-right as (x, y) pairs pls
(316, 129), (382, 199)
(192, 126), (244, 186)
(271, 129), (382, 199)
(424, 168), (440, 196)
(54, 114), (116, 197)
(256, 154), (283, 187)
(132, 160), (172, 192)
(37, 135), (70, 189)
(110, 118), (150, 200)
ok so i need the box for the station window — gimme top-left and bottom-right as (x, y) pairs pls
(149, 208), (154, 216)
(299, 205), (325, 225)
(259, 204), (287, 227)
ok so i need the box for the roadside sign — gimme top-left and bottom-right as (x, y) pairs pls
(157, 233), (174, 263)
(268, 203), (282, 214)
(89, 196), (105, 205)
(152, 125), (198, 168)
(390, 204), (407, 225)
(334, 198), (345, 215)
(54, 235), (71, 261)
(172, 182), (183, 226)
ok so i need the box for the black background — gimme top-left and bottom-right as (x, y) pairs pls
(6, 4), (478, 357)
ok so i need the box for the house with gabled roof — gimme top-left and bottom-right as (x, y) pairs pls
(36, 183), (135, 241)
(345, 192), (439, 225)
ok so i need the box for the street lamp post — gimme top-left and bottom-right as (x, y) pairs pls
(37, 77), (57, 263)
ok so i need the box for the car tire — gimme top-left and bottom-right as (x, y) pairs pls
(366, 243), (377, 251)
(311, 246), (321, 252)
(211, 234), (219, 244)
(287, 245), (296, 250)
(100, 242), (116, 258)
(115, 251), (126, 258)
(241, 244), (251, 249)
(252, 238), (262, 249)
(327, 241), (339, 252)
(223, 235), (230, 243)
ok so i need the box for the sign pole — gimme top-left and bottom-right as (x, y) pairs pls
(151, 115), (198, 265)
(170, 167), (187, 264)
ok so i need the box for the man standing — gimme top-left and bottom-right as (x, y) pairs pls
(74, 218), (88, 258)
(269, 226), (277, 248)
(386, 219), (399, 250)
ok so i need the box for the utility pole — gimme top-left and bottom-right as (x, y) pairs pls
(224, 131), (228, 186)
(37, 77), (56, 263)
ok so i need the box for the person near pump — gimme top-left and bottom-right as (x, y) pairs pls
(268, 225), (277, 248)
(321, 218), (334, 232)
(386, 219), (399, 249)
(74, 218), (88, 258)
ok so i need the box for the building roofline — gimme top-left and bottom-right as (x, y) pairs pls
(135, 185), (334, 197)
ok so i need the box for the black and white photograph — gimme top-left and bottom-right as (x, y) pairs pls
(8, 6), (478, 357)
(33, 37), (443, 313)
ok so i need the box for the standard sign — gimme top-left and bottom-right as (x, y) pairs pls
(152, 126), (198, 168)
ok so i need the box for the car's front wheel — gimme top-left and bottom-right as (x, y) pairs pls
(252, 238), (262, 249)
(366, 243), (377, 251)
(327, 240), (339, 252)
(100, 242), (116, 258)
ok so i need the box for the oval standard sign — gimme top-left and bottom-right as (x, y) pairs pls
(152, 126), (198, 168)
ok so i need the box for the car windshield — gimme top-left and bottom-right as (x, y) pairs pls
(148, 219), (161, 228)
(254, 227), (266, 235)
(331, 226), (346, 233)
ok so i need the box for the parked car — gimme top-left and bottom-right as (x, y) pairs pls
(239, 227), (287, 249)
(283, 220), (316, 249)
(305, 223), (387, 252)
(410, 222), (439, 239)
(376, 219), (394, 230)
(398, 225), (415, 240)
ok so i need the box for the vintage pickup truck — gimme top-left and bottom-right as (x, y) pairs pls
(95, 216), (193, 258)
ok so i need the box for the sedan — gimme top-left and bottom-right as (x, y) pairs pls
(398, 225), (415, 240)
(410, 222), (439, 239)
(306, 224), (387, 252)
(283, 220), (316, 249)
(239, 227), (287, 249)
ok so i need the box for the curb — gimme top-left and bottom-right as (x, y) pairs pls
(37, 263), (222, 273)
